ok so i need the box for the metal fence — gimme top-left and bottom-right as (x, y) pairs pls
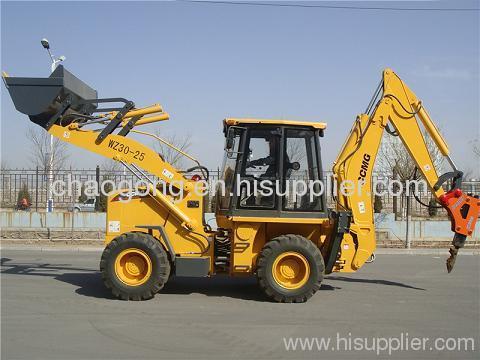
(1, 167), (479, 217)
(0, 167), (136, 211)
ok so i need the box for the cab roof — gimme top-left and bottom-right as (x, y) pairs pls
(224, 118), (327, 130)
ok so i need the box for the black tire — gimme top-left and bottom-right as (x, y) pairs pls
(257, 234), (325, 303)
(100, 232), (171, 300)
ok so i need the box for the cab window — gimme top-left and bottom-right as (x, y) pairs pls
(238, 128), (280, 209)
(283, 129), (323, 211)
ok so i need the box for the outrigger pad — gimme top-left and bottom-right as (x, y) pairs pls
(4, 65), (97, 129)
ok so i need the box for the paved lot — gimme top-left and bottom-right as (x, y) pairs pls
(1, 249), (479, 359)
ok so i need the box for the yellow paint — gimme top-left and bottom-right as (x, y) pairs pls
(225, 118), (327, 130)
(413, 103), (449, 156)
(123, 103), (163, 118)
(231, 222), (263, 274)
(230, 216), (329, 225)
(38, 68), (457, 281)
(133, 113), (170, 126)
(331, 68), (450, 272)
(272, 252), (310, 290)
(105, 192), (211, 259)
(130, 129), (200, 167)
(114, 248), (152, 286)
(227, 220), (330, 275)
(109, 103), (170, 127)
(49, 124), (192, 191)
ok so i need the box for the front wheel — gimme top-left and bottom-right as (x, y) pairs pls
(257, 234), (325, 303)
(100, 232), (171, 300)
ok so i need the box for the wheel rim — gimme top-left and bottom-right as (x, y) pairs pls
(114, 248), (152, 286)
(272, 251), (310, 290)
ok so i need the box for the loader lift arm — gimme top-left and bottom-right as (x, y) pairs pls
(2, 66), (208, 232)
(332, 68), (479, 272)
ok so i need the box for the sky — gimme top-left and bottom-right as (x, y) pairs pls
(1, 1), (479, 177)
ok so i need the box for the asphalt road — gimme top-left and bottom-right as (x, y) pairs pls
(1, 249), (479, 360)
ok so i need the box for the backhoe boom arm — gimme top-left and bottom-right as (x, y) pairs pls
(332, 68), (479, 272)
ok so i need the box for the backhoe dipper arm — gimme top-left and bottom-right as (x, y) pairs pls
(332, 68), (479, 272)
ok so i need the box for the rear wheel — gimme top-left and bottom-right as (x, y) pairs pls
(257, 234), (324, 303)
(100, 232), (171, 300)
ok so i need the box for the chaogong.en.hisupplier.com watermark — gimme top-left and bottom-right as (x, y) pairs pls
(51, 174), (431, 204)
(282, 333), (476, 355)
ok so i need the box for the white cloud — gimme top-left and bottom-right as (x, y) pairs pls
(412, 65), (474, 80)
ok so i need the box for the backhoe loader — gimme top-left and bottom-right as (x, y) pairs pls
(3, 65), (479, 302)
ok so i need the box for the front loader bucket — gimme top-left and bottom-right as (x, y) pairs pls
(3, 65), (97, 129)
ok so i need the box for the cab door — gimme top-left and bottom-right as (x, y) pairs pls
(236, 127), (281, 211)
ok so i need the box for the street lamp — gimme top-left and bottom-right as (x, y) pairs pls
(41, 38), (66, 212)
(41, 38), (66, 73)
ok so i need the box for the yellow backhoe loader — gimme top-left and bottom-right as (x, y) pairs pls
(3, 66), (479, 302)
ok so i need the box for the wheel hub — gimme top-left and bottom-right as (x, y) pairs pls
(115, 248), (152, 286)
(125, 255), (145, 276)
(272, 252), (310, 290)
(279, 259), (300, 279)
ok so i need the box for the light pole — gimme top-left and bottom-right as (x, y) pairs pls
(41, 38), (66, 212)
(41, 38), (66, 73)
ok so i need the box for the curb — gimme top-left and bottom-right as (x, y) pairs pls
(0, 245), (104, 252)
(374, 248), (479, 255)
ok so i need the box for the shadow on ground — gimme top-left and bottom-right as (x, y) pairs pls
(162, 276), (338, 301)
(1, 257), (424, 302)
(326, 276), (425, 291)
(0, 257), (114, 299)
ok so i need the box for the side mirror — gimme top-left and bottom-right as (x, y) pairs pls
(225, 137), (234, 150)
(225, 127), (236, 151)
(224, 125), (245, 158)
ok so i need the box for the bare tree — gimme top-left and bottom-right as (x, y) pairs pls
(464, 138), (480, 180)
(376, 129), (446, 218)
(153, 130), (193, 169)
(26, 126), (69, 171)
(0, 159), (9, 172)
(286, 138), (306, 163)
(462, 168), (475, 181)
(95, 159), (124, 212)
(100, 159), (123, 177)
(472, 138), (480, 166)
(376, 129), (445, 181)
(474, 142), (480, 157)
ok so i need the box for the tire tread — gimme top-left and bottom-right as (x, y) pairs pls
(100, 232), (171, 301)
(257, 234), (325, 303)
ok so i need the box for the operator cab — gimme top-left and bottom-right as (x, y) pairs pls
(216, 118), (328, 219)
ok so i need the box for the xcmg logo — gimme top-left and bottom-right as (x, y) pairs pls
(358, 153), (371, 182)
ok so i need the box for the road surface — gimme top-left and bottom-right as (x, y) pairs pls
(1, 249), (478, 359)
